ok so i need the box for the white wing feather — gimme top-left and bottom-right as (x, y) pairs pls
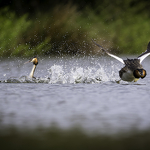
(106, 52), (124, 64)
(138, 52), (150, 63)
(92, 40), (124, 64)
(138, 42), (150, 63)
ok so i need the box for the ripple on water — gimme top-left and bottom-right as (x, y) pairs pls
(1, 57), (150, 134)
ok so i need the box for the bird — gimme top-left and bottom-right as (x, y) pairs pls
(24, 56), (38, 78)
(92, 40), (150, 82)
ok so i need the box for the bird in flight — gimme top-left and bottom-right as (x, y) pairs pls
(92, 40), (150, 82)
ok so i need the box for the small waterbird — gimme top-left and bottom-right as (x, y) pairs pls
(92, 40), (150, 82)
(25, 56), (38, 78)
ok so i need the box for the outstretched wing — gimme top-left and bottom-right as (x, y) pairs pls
(138, 42), (150, 63)
(92, 39), (124, 64)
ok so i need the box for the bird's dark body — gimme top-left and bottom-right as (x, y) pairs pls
(124, 59), (143, 70)
(119, 59), (143, 79)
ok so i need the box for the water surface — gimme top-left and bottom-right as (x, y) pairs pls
(1, 56), (150, 134)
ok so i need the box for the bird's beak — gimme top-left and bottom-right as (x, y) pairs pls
(24, 60), (30, 64)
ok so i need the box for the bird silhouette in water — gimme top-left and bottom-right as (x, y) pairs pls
(92, 40), (150, 82)
(25, 56), (38, 78)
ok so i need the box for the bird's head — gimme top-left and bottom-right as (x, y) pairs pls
(30, 57), (38, 65)
(25, 57), (38, 65)
(133, 69), (146, 79)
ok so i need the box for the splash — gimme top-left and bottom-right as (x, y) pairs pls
(1, 63), (120, 84)
(47, 64), (119, 84)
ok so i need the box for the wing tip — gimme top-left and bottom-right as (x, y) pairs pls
(92, 39), (107, 52)
(147, 41), (150, 51)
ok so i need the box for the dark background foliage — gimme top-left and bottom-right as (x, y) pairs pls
(0, 0), (150, 57)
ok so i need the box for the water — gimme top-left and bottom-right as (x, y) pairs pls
(1, 56), (150, 134)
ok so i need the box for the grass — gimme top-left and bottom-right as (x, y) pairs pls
(0, 2), (150, 58)
(1, 127), (150, 150)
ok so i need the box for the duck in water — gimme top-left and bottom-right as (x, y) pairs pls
(92, 40), (150, 82)
(25, 57), (38, 78)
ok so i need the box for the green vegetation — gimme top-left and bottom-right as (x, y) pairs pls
(0, 0), (150, 57)
(1, 127), (150, 150)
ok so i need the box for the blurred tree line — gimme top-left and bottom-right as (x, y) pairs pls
(0, 0), (150, 57)
(0, 0), (150, 16)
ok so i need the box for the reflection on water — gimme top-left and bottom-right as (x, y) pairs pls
(0, 56), (150, 135)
